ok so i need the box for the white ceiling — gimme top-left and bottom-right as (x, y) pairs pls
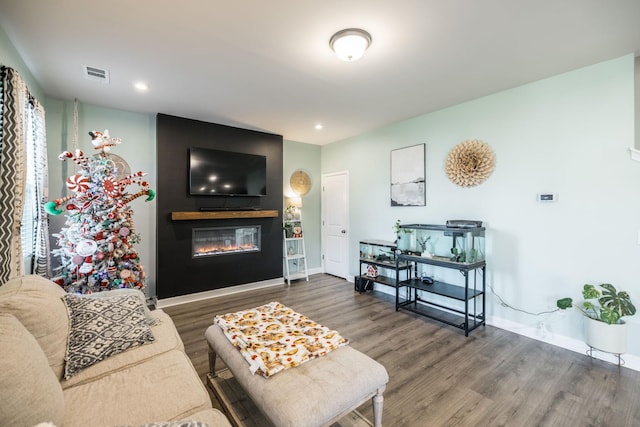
(1, 1), (639, 145)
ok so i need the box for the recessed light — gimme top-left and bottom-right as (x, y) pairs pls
(133, 81), (149, 92)
(315, 123), (323, 130)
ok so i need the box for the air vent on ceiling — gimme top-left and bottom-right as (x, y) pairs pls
(83, 65), (110, 84)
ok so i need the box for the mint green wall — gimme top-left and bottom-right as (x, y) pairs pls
(283, 140), (321, 270)
(322, 55), (640, 357)
(44, 99), (157, 296)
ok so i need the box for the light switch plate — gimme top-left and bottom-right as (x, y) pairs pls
(537, 193), (557, 202)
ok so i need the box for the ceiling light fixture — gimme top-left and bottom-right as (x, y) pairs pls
(133, 81), (149, 92)
(329, 28), (372, 62)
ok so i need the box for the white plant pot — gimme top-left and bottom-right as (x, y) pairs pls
(584, 317), (627, 354)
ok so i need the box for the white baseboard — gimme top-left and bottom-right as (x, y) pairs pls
(488, 315), (640, 371)
(308, 267), (323, 276)
(157, 268), (325, 308)
(157, 277), (285, 308)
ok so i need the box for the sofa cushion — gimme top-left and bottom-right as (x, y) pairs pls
(87, 287), (158, 326)
(0, 313), (65, 426)
(62, 309), (184, 389)
(63, 350), (214, 427)
(63, 293), (155, 379)
(0, 274), (69, 379)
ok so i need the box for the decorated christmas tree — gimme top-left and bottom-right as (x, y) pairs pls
(45, 130), (155, 293)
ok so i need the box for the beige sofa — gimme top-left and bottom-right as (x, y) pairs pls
(0, 275), (231, 427)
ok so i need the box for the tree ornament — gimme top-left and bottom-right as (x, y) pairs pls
(103, 176), (119, 196)
(66, 174), (91, 192)
(45, 194), (76, 215)
(75, 240), (97, 257)
(89, 129), (122, 153)
(79, 257), (93, 274)
(445, 139), (496, 187)
(44, 201), (62, 215)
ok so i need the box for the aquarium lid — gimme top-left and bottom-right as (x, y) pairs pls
(446, 220), (483, 228)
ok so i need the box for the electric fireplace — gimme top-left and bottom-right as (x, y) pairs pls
(192, 225), (261, 257)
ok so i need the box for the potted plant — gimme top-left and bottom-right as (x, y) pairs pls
(557, 283), (636, 354)
(282, 222), (293, 238)
(393, 220), (411, 252)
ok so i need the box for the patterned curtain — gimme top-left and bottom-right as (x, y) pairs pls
(0, 66), (49, 283)
(28, 98), (49, 276)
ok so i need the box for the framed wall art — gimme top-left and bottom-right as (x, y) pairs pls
(390, 143), (425, 206)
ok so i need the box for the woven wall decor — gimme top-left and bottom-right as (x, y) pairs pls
(290, 169), (312, 196)
(445, 139), (495, 187)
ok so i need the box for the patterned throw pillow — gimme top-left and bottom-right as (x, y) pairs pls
(62, 293), (155, 379)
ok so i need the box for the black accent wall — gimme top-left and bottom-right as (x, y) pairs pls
(156, 114), (283, 299)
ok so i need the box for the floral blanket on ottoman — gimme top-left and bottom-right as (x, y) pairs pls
(214, 301), (349, 377)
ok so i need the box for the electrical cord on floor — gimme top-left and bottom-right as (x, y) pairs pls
(488, 283), (559, 316)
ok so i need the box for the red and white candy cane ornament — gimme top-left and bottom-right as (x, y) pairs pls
(53, 194), (75, 207)
(58, 150), (89, 167)
(123, 188), (153, 204)
(115, 171), (146, 186)
(74, 149), (89, 167)
(58, 151), (73, 161)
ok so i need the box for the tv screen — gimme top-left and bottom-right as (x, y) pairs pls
(189, 147), (267, 196)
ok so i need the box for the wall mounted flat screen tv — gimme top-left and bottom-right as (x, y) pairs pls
(189, 147), (267, 196)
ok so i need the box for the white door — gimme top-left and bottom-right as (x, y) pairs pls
(322, 171), (349, 278)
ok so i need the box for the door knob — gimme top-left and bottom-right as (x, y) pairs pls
(341, 229), (346, 234)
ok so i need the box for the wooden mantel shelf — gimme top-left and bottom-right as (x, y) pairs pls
(171, 210), (279, 220)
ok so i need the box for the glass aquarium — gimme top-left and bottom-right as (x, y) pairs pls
(359, 239), (397, 266)
(396, 223), (485, 264)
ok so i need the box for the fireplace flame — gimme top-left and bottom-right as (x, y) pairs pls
(194, 243), (259, 257)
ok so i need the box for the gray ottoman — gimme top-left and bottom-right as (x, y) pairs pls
(205, 324), (388, 427)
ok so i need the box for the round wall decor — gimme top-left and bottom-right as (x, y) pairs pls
(445, 139), (495, 187)
(94, 153), (131, 181)
(290, 169), (312, 196)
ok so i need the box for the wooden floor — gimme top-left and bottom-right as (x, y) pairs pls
(163, 274), (640, 427)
